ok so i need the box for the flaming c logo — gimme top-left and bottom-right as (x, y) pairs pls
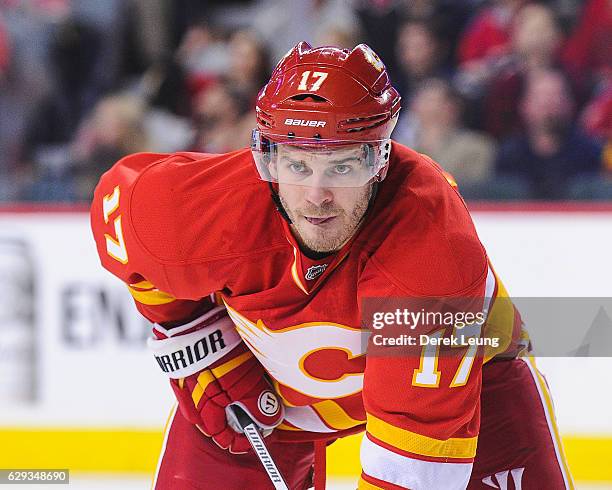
(225, 304), (367, 399)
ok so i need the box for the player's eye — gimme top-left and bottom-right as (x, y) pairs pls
(289, 162), (310, 175)
(331, 164), (352, 175)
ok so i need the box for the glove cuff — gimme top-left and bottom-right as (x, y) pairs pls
(148, 310), (242, 379)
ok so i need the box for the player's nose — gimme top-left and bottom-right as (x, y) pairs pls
(303, 185), (333, 207)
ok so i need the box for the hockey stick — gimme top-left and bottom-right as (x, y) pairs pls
(227, 405), (290, 490)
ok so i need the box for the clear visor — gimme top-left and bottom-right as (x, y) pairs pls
(251, 129), (391, 188)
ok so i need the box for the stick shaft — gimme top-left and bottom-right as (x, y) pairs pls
(229, 406), (290, 490)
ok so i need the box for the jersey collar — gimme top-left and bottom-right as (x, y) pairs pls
(280, 218), (356, 295)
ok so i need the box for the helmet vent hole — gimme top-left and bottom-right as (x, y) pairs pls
(290, 94), (328, 102)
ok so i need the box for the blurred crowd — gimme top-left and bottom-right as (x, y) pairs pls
(0, 0), (610, 202)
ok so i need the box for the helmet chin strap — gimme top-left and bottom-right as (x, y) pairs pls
(268, 182), (293, 224)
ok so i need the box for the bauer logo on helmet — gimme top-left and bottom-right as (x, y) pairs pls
(284, 119), (327, 128)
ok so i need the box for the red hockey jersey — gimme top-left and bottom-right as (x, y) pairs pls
(91, 142), (525, 489)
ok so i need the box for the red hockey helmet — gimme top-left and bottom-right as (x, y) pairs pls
(251, 42), (401, 187)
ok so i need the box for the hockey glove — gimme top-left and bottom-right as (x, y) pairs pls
(148, 305), (284, 453)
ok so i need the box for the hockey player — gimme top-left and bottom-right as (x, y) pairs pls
(91, 42), (573, 489)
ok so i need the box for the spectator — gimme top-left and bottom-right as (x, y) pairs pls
(122, 0), (171, 75)
(70, 0), (133, 93)
(580, 84), (612, 173)
(71, 93), (151, 201)
(395, 78), (496, 185)
(17, 17), (102, 183)
(495, 69), (602, 198)
(165, 0), (211, 50)
(225, 29), (271, 107)
(316, 25), (359, 54)
(581, 84), (612, 142)
(0, 12), (9, 80)
(458, 0), (524, 65)
(400, 0), (473, 69)
(145, 56), (192, 118)
(176, 20), (229, 97)
(1, 0), (610, 202)
(355, 0), (471, 80)
(455, 0), (525, 97)
(394, 19), (450, 102)
(353, 0), (404, 79)
(0, 2), (69, 199)
(561, 0), (611, 95)
(191, 81), (253, 153)
(251, 0), (360, 62)
(483, 3), (565, 139)
(137, 58), (195, 154)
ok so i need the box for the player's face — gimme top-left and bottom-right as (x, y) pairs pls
(276, 145), (373, 253)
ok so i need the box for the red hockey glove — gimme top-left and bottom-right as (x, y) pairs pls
(148, 305), (284, 454)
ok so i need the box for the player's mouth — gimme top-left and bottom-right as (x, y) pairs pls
(304, 216), (337, 225)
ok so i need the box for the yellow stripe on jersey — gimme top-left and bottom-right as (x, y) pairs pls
(130, 280), (155, 289)
(191, 351), (253, 407)
(524, 356), (575, 489)
(126, 281), (176, 306)
(441, 170), (458, 188)
(358, 476), (384, 489)
(312, 400), (366, 431)
(290, 247), (309, 295)
(483, 273), (517, 362)
(366, 413), (477, 459)
(277, 423), (302, 431)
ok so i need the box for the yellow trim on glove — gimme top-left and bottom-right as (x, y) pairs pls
(191, 351), (254, 408)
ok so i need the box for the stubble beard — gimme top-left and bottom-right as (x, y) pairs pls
(279, 186), (371, 254)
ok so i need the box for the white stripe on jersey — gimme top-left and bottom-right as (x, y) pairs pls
(484, 265), (496, 314)
(360, 433), (472, 490)
(283, 405), (337, 433)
